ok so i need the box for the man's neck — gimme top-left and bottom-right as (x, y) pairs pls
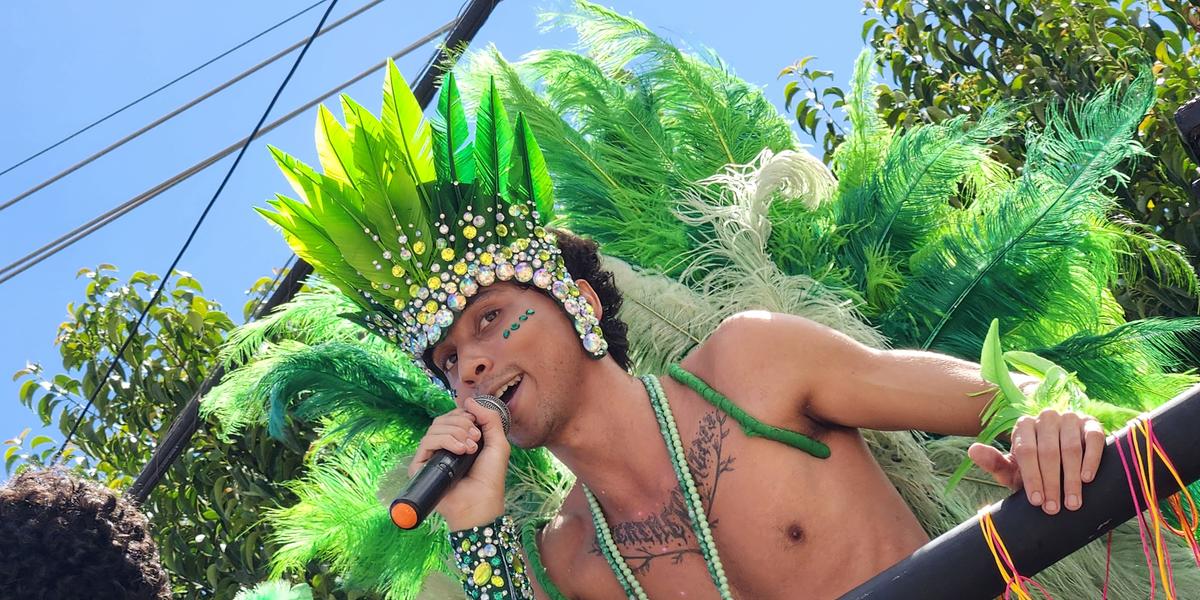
(544, 361), (674, 511)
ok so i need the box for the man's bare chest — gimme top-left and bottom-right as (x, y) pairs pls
(570, 409), (839, 598)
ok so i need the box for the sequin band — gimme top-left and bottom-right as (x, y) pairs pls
(450, 515), (535, 599)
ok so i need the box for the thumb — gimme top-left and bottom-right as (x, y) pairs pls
(968, 443), (1020, 491)
(463, 398), (511, 469)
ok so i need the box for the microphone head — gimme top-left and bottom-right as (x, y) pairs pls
(472, 394), (511, 434)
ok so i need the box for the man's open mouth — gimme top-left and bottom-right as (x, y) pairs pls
(494, 374), (523, 405)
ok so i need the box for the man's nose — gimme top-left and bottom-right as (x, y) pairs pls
(459, 353), (493, 388)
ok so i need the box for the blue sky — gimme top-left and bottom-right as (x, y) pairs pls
(0, 1), (868, 471)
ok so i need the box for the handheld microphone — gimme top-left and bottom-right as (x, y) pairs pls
(390, 394), (511, 530)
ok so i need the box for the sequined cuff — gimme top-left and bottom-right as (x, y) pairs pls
(450, 515), (534, 599)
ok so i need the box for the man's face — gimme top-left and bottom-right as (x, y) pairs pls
(427, 282), (596, 448)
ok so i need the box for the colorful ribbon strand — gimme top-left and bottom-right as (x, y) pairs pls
(979, 511), (1054, 599)
(1114, 418), (1200, 600)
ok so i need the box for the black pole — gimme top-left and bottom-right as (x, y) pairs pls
(128, 0), (502, 503)
(840, 384), (1200, 600)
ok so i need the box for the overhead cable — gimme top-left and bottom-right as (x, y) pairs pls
(0, 18), (454, 286)
(0, 0), (331, 179)
(0, 0), (384, 214)
(51, 0), (343, 463)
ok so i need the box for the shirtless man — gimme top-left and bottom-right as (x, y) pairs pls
(410, 232), (1105, 600)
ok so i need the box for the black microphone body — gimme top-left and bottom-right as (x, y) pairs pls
(390, 395), (510, 530)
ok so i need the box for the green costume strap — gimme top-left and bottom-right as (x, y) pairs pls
(668, 363), (830, 458)
(449, 515), (535, 599)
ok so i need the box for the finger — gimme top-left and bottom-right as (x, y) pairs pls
(1035, 410), (1062, 515)
(464, 397), (508, 442)
(968, 443), (1020, 490)
(462, 398), (512, 473)
(433, 410), (476, 429)
(408, 433), (478, 476)
(1081, 419), (1106, 483)
(1059, 413), (1084, 511)
(1011, 416), (1043, 507)
(425, 423), (482, 443)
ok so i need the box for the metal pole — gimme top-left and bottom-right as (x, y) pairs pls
(840, 384), (1200, 600)
(128, 0), (502, 502)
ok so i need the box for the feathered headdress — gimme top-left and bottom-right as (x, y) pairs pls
(258, 61), (607, 374)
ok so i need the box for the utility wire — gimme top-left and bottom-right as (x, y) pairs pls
(52, 0), (342, 464)
(246, 253), (297, 320)
(0, 0), (384, 214)
(0, 19), (454, 286)
(0, 0), (330, 180)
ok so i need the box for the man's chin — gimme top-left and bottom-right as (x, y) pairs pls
(506, 429), (549, 450)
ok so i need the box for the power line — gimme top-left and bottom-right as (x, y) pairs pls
(246, 253), (297, 320)
(52, 0), (343, 464)
(0, 0), (384, 214)
(0, 0), (330, 180)
(0, 19), (454, 286)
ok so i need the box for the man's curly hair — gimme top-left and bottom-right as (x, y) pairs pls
(553, 228), (631, 371)
(0, 468), (170, 599)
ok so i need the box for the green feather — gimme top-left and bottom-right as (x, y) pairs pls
(382, 58), (436, 185)
(837, 106), (1015, 310)
(509, 113), (556, 226)
(233, 581), (313, 600)
(1031, 318), (1200, 410)
(472, 77), (513, 207)
(315, 104), (358, 185)
(881, 69), (1156, 357)
(432, 72), (475, 217)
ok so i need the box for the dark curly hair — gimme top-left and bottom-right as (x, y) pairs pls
(553, 228), (631, 371)
(0, 468), (171, 600)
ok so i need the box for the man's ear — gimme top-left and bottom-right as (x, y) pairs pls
(574, 279), (603, 320)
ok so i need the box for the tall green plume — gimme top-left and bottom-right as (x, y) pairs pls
(880, 69), (1156, 356)
(456, 0), (796, 278)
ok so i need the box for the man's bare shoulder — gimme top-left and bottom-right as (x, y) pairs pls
(682, 310), (829, 379)
(679, 310), (855, 426)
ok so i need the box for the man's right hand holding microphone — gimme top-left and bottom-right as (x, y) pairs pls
(398, 395), (512, 531)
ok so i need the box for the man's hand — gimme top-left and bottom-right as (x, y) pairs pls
(408, 398), (511, 530)
(968, 410), (1106, 515)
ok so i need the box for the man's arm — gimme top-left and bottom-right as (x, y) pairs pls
(707, 311), (1105, 514)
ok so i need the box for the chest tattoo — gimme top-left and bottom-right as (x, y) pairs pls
(590, 411), (736, 573)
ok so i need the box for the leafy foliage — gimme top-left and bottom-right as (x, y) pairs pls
(2, 266), (358, 599)
(784, 0), (1200, 318)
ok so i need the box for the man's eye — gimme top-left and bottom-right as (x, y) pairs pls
(479, 309), (500, 329)
(442, 353), (458, 371)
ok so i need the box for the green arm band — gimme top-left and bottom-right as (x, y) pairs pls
(668, 363), (831, 459)
(449, 515), (535, 599)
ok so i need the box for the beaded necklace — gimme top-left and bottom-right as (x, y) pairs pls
(582, 374), (734, 600)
